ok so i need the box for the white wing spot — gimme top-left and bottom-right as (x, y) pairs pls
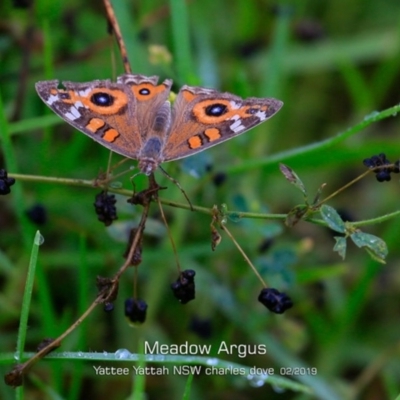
(65, 106), (81, 120)
(199, 88), (214, 94)
(46, 94), (58, 106)
(75, 100), (85, 109)
(229, 101), (241, 109)
(230, 119), (245, 133)
(255, 111), (267, 120)
(65, 112), (75, 120)
(78, 88), (92, 97)
(229, 115), (240, 121)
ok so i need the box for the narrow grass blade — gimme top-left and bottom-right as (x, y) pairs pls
(16, 231), (44, 361)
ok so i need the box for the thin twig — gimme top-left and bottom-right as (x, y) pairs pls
(219, 223), (267, 287)
(103, 0), (132, 73)
(157, 196), (182, 272)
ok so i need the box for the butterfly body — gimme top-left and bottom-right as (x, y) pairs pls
(36, 74), (283, 174)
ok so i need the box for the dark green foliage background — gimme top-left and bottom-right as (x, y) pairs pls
(1, 0), (400, 399)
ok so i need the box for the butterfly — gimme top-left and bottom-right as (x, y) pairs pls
(36, 74), (283, 175)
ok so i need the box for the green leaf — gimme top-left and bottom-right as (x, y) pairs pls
(333, 236), (347, 259)
(320, 205), (346, 233)
(350, 232), (388, 263)
(279, 164), (307, 196)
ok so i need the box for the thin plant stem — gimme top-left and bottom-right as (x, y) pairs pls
(219, 223), (267, 287)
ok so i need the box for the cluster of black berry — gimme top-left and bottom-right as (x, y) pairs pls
(93, 191), (117, 226)
(0, 169), (15, 195)
(171, 270), (196, 304)
(258, 288), (293, 314)
(125, 298), (148, 324)
(363, 153), (400, 182)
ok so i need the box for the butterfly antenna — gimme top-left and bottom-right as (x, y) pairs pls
(159, 166), (194, 211)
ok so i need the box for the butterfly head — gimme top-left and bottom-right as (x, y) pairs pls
(138, 158), (159, 175)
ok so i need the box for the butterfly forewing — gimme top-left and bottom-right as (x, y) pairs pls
(35, 79), (143, 160)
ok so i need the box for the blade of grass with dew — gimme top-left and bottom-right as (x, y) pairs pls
(16, 231), (43, 361)
(37, 350), (311, 395)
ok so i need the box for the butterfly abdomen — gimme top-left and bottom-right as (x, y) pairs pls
(138, 137), (164, 174)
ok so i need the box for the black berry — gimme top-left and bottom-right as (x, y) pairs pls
(171, 269), (196, 304)
(94, 191), (117, 226)
(0, 169), (15, 195)
(258, 288), (293, 314)
(125, 298), (148, 324)
(363, 153), (400, 182)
